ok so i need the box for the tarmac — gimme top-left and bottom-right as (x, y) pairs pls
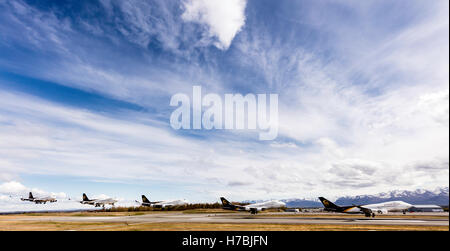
(7, 212), (448, 227)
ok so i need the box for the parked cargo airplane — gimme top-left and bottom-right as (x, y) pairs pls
(220, 197), (286, 214)
(137, 195), (188, 208)
(136, 195), (161, 207)
(319, 197), (412, 217)
(21, 192), (57, 204)
(80, 193), (117, 207)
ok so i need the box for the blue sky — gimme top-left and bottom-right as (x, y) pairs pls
(0, 0), (448, 204)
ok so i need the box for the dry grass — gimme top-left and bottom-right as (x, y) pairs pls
(253, 213), (449, 220)
(0, 210), (447, 231)
(0, 220), (447, 231)
(0, 210), (179, 218)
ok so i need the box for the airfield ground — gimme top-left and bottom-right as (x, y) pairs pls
(0, 210), (448, 231)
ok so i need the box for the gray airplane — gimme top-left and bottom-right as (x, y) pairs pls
(21, 192), (57, 204)
(137, 194), (188, 208)
(220, 197), (286, 214)
(136, 195), (161, 207)
(80, 193), (117, 207)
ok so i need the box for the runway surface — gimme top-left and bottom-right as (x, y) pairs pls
(8, 212), (449, 227)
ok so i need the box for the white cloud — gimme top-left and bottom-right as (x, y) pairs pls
(270, 142), (298, 149)
(0, 181), (28, 195)
(181, 0), (247, 50)
(225, 0), (449, 198)
(0, 0), (448, 201)
(0, 181), (67, 199)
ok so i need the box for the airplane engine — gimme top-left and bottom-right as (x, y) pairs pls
(377, 209), (388, 214)
(249, 208), (259, 214)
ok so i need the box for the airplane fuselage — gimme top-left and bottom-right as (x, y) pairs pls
(80, 194), (117, 207)
(321, 198), (412, 216)
(221, 198), (285, 214)
(21, 195), (57, 204)
(151, 199), (188, 208)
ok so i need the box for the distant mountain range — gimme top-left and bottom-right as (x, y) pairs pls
(244, 187), (449, 208)
(335, 187), (449, 206)
(280, 198), (323, 208)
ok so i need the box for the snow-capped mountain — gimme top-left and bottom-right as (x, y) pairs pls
(244, 187), (449, 208)
(281, 198), (323, 208)
(335, 187), (449, 206)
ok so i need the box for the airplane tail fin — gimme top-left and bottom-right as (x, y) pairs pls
(142, 195), (150, 203)
(29, 192), (34, 199)
(220, 197), (232, 207)
(318, 197), (340, 210)
(82, 193), (90, 201)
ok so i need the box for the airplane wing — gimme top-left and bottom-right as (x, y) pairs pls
(34, 199), (48, 204)
(356, 205), (373, 215)
(249, 208), (259, 214)
(155, 202), (174, 207)
(246, 206), (269, 214)
(104, 199), (117, 204)
(153, 200), (187, 207)
(91, 199), (116, 207)
(361, 205), (391, 214)
(222, 204), (246, 211)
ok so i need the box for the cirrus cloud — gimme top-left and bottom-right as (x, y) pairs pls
(181, 0), (247, 50)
